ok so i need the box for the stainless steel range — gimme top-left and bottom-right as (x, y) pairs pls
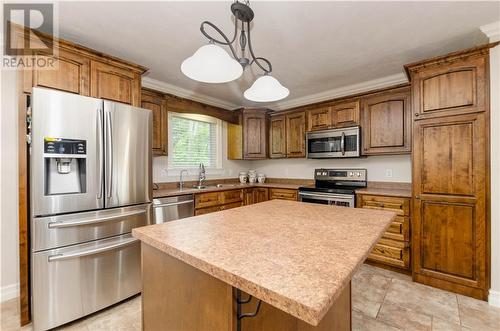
(299, 168), (367, 207)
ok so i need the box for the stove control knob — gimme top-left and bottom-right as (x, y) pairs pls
(348, 172), (353, 177)
(322, 171), (327, 176)
(356, 172), (361, 177)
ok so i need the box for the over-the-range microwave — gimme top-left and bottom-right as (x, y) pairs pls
(306, 126), (361, 158)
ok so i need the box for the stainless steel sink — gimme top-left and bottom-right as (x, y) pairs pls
(191, 184), (239, 190)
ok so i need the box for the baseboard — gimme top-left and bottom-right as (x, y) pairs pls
(1, 283), (19, 303)
(489, 289), (500, 307)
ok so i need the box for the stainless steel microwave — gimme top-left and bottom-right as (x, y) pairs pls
(306, 126), (361, 158)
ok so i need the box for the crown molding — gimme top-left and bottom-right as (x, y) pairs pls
(141, 77), (240, 110)
(480, 21), (500, 42)
(271, 73), (408, 111)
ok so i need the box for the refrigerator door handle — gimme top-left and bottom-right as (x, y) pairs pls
(47, 209), (146, 228)
(105, 110), (113, 199)
(97, 105), (104, 199)
(47, 236), (138, 262)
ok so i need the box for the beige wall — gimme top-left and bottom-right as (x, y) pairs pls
(250, 155), (411, 182)
(0, 68), (20, 302)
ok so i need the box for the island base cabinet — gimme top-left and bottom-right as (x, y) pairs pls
(141, 243), (351, 331)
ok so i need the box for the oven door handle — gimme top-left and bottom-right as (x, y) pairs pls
(299, 191), (354, 201)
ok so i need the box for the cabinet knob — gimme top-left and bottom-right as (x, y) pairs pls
(414, 113), (419, 117)
(415, 195), (420, 199)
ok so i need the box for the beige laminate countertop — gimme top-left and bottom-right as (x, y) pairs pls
(354, 187), (412, 198)
(152, 182), (302, 198)
(132, 200), (396, 326)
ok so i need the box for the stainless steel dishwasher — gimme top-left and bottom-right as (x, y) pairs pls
(153, 194), (194, 224)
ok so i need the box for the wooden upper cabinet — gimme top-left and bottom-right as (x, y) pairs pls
(307, 107), (331, 131)
(243, 109), (268, 159)
(90, 60), (141, 106)
(269, 115), (286, 158)
(286, 111), (306, 158)
(362, 88), (411, 155)
(26, 48), (90, 95)
(331, 100), (360, 128)
(141, 89), (167, 156)
(406, 51), (487, 119)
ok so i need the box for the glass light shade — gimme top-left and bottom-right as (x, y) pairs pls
(181, 44), (243, 83)
(244, 75), (289, 102)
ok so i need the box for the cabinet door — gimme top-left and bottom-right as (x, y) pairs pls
(362, 89), (411, 155)
(269, 115), (286, 158)
(307, 107), (331, 131)
(411, 55), (486, 119)
(243, 189), (255, 206)
(413, 113), (487, 299)
(332, 100), (360, 128)
(269, 188), (298, 201)
(27, 48), (90, 95)
(253, 188), (269, 203)
(141, 90), (167, 156)
(285, 112), (306, 158)
(222, 189), (243, 204)
(243, 110), (267, 159)
(90, 61), (141, 106)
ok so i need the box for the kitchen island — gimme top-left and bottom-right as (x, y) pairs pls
(132, 200), (396, 330)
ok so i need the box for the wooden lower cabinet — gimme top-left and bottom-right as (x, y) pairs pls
(357, 194), (411, 271)
(254, 188), (269, 203)
(244, 188), (270, 206)
(269, 188), (298, 201)
(195, 189), (244, 215)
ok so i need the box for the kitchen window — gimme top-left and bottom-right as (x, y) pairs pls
(167, 112), (223, 171)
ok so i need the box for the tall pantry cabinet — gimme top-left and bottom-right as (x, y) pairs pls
(406, 44), (494, 300)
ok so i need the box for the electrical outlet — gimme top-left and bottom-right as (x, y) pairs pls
(385, 169), (393, 178)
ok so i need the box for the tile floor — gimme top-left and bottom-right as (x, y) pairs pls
(2, 264), (500, 331)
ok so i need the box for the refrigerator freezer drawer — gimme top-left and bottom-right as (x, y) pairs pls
(32, 233), (141, 331)
(32, 204), (151, 251)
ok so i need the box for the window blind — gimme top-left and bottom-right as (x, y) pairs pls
(169, 113), (218, 168)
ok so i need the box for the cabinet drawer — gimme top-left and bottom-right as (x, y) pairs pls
(221, 201), (243, 211)
(195, 205), (221, 216)
(368, 238), (410, 269)
(195, 192), (221, 209)
(222, 190), (243, 204)
(359, 195), (410, 216)
(383, 216), (410, 242)
(269, 188), (298, 201)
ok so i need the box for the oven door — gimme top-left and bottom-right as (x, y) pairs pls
(299, 191), (355, 207)
(306, 126), (360, 158)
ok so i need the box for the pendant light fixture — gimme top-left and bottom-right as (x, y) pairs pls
(181, 0), (289, 102)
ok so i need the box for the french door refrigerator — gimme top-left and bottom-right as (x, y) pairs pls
(30, 87), (152, 331)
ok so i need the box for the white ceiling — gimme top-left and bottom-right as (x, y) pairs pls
(57, 1), (499, 109)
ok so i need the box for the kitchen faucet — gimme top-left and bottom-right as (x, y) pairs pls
(198, 163), (206, 187)
(179, 169), (188, 189)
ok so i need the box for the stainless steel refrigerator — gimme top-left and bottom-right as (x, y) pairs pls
(29, 87), (152, 331)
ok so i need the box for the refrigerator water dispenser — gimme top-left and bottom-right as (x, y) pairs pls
(44, 138), (87, 195)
